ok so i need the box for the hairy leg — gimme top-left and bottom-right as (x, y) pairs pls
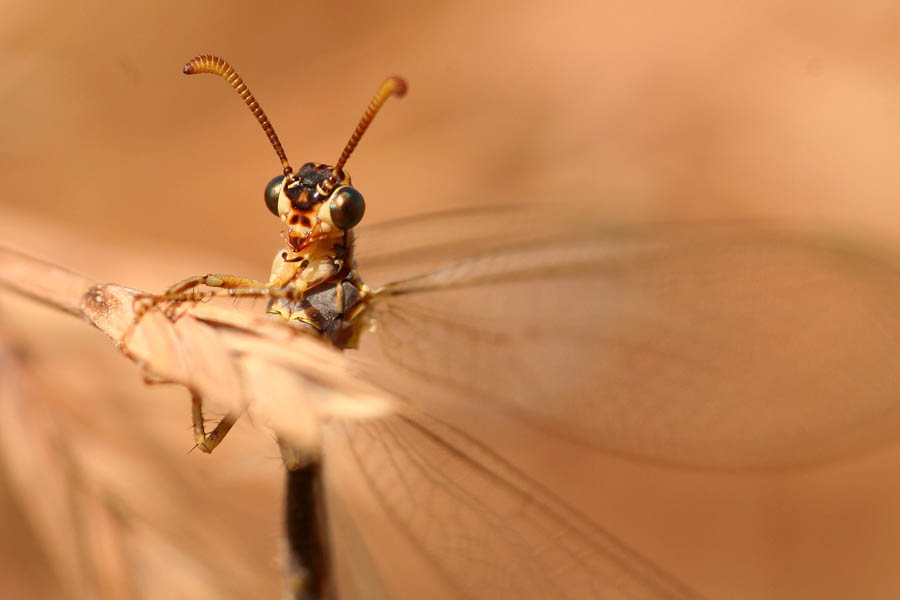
(165, 274), (269, 296)
(133, 273), (303, 320)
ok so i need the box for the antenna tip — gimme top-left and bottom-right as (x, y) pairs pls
(387, 76), (408, 98)
(183, 55), (216, 75)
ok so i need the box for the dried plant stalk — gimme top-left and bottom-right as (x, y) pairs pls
(0, 246), (396, 453)
(0, 245), (396, 598)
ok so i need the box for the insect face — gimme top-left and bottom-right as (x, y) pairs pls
(265, 163), (364, 243)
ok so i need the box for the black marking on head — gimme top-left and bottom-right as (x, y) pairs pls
(300, 216), (311, 227)
(285, 164), (334, 210)
(285, 163), (352, 211)
(289, 214), (301, 225)
(333, 243), (346, 258)
(298, 163), (335, 188)
(285, 185), (316, 212)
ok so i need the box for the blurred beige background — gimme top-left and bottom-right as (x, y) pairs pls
(4, 1), (900, 598)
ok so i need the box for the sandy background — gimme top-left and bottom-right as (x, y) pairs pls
(4, 1), (900, 598)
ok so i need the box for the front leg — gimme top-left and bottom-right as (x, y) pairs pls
(165, 274), (269, 296)
(135, 282), (312, 322)
(134, 273), (285, 320)
(134, 248), (309, 320)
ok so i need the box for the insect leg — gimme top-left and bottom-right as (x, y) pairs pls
(191, 390), (241, 453)
(163, 285), (308, 306)
(134, 274), (275, 319)
(165, 274), (270, 295)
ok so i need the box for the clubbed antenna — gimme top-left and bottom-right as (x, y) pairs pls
(321, 76), (407, 194)
(183, 54), (294, 178)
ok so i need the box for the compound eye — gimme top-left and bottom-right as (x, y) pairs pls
(329, 186), (365, 230)
(264, 175), (285, 216)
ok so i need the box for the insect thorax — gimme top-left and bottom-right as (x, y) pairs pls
(266, 270), (371, 350)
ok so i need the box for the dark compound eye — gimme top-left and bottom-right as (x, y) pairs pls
(329, 186), (365, 230)
(264, 175), (285, 216)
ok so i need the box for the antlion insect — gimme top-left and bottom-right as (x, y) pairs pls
(0, 52), (702, 600)
(133, 54), (406, 598)
(9, 51), (900, 600)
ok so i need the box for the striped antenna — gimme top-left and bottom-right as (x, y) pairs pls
(183, 55), (294, 178)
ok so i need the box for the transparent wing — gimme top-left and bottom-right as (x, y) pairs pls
(324, 408), (701, 600)
(354, 212), (900, 469)
(0, 241), (705, 599)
